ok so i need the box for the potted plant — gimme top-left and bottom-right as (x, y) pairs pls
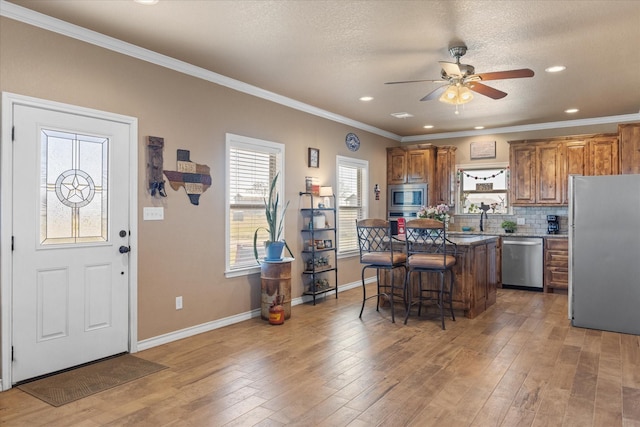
(501, 220), (517, 233)
(253, 172), (293, 262)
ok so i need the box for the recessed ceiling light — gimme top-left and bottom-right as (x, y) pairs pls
(423, 125), (434, 129)
(565, 108), (579, 114)
(545, 65), (566, 73)
(134, 0), (159, 5)
(359, 96), (374, 102)
(390, 112), (414, 119)
(474, 126), (485, 130)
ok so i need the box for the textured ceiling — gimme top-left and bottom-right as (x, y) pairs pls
(4, 0), (640, 138)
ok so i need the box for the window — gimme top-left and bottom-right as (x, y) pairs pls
(458, 165), (509, 214)
(336, 156), (368, 254)
(226, 134), (284, 275)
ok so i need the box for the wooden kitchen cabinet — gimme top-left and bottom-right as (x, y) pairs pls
(509, 142), (562, 205)
(509, 144), (536, 205)
(407, 148), (435, 183)
(544, 237), (568, 293)
(510, 133), (619, 206)
(434, 146), (457, 207)
(387, 147), (407, 184)
(619, 122), (640, 174)
(589, 136), (619, 175)
(536, 142), (564, 205)
(386, 146), (436, 185)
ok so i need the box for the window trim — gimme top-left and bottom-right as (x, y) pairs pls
(336, 155), (368, 257)
(456, 161), (510, 215)
(225, 133), (285, 277)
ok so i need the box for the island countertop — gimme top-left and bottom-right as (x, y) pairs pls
(446, 234), (500, 246)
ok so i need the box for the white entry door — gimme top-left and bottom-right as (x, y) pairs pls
(11, 103), (132, 383)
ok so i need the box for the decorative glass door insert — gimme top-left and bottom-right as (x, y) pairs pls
(40, 129), (109, 245)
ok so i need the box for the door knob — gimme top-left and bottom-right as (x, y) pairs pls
(119, 245), (131, 254)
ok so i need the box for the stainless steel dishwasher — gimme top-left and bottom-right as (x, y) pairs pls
(502, 236), (543, 290)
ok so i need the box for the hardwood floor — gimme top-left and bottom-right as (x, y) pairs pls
(2, 286), (640, 426)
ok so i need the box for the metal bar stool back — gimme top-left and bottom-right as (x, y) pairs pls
(404, 218), (457, 328)
(356, 219), (407, 323)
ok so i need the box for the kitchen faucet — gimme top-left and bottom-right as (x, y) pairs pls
(479, 202), (490, 232)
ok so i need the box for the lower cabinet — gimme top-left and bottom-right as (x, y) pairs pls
(544, 237), (568, 293)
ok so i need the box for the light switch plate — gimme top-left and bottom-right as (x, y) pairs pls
(143, 207), (164, 221)
(516, 217), (525, 225)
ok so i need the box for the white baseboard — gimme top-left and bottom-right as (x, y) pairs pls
(136, 278), (368, 352)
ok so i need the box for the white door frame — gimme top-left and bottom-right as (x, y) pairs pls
(0, 92), (138, 390)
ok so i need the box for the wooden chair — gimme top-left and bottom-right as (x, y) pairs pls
(404, 218), (457, 329)
(356, 219), (407, 323)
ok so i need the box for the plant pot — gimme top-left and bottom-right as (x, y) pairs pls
(265, 241), (285, 261)
(504, 229), (515, 233)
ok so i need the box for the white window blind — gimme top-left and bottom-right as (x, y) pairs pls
(226, 134), (284, 274)
(337, 156), (368, 254)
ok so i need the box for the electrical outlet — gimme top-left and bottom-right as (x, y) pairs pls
(517, 217), (525, 225)
(176, 296), (183, 310)
(143, 207), (164, 221)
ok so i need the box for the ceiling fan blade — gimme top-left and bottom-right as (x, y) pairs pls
(439, 61), (462, 77)
(468, 82), (508, 99)
(385, 78), (442, 85)
(476, 68), (534, 81)
(420, 85), (448, 101)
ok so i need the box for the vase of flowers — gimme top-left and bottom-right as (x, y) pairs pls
(417, 204), (451, 229)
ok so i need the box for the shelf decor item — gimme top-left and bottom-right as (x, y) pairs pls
(253, 172), (293, 262)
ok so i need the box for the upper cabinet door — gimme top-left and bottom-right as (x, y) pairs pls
(589, 136), (619, 176)
(619, 123), (640, 174)
(387, 148), (407, 184)
(536, 143), (563, 205)
(510, 144), (536, 205)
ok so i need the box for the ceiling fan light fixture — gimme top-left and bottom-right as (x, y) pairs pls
(439, 85), (474, 105)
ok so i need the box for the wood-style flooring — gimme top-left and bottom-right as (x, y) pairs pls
(2, 286), (640, 426)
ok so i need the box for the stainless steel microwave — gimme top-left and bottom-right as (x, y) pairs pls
(387, 184), (427, 211)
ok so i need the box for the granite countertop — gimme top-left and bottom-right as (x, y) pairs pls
(446, 234), (500, 246)
(448, 231), (568, 239)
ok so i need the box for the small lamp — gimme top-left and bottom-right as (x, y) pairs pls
(319, 186), (333, 208)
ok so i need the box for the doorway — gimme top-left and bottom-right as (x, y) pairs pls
(1, 93), (138, 389)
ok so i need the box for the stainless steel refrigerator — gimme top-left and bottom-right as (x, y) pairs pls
(569, 174), (640, 335)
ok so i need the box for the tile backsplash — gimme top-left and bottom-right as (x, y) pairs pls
(452, 206), (569, 235)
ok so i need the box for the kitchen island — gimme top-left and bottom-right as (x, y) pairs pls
(382, 234), (500, 319)
(445, 235), (501, 319)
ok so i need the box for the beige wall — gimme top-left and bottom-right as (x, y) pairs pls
(0, 17), (396, 343)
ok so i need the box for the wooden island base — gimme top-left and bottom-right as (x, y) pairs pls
(381, 235), (501, 319)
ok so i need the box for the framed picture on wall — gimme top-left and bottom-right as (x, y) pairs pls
(308, 147), (319, 168)
(470, 141), (496, 159)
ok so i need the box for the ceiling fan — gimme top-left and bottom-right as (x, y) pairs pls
(385, 45), (534, 106)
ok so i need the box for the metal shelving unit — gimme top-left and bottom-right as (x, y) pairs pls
(299, 191), (338, 305)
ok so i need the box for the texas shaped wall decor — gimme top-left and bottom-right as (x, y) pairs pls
(163, 149), (212, 205)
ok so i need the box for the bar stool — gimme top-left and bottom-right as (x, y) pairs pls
(356, 219), (407, 323)
(404, 218), (457, 329)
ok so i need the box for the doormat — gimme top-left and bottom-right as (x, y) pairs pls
(17, 354), (167, 407)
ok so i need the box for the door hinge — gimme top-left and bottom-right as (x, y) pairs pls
(12, 346), (14, 361)
(11, 236), (14, 251)
(12, 126), (15, 142)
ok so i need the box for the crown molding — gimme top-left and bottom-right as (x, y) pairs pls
(0, 0), (401, 141)
(2, 0), (638, 144)
(402, 113), (640, 142)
